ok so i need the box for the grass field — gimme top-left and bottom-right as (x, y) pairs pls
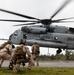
(0, 67), (74, 75)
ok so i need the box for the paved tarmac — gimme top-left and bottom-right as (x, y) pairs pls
(1, 60), (74, 68)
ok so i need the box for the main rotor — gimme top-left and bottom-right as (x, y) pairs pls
(0, 0), (74, 26)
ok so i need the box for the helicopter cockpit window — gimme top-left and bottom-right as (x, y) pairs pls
(14, 30), (18, 36)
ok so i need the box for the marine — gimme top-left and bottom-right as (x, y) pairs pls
(31, 42), (40, 66)
(0, 40), (14, 67)
(11, 39), (34, 73)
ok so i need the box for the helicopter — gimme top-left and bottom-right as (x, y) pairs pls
(0, 0), (74, 54)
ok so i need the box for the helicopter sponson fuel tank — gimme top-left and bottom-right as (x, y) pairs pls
(26, 39), (67, 48)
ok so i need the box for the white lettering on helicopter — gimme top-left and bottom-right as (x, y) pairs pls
(44, 35), (51, 39)
(67, 37), (74, 41)
(40, 35), (51, 39)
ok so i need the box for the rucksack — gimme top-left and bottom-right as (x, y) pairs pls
(15, 46), (24, 55)
(15, 45), (26, 59)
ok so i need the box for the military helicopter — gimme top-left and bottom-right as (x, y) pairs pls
(0, 0), (74, 54)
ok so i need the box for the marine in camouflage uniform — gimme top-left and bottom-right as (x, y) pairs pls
(31, 42), (40, 66)
(0, 40), (13, 67)
(11, 39), (34, 73)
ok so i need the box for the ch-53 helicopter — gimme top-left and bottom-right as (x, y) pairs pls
(0, 0), (74, 54)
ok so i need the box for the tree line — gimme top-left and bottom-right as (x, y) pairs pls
(39, 51), (74, 61)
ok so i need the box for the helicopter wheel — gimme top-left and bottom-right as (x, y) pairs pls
(56, 48), (62, 54)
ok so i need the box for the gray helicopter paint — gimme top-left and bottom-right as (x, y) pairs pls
(10, 29), (23, 44)
(22, 25), (69, 33)
(53, 25), (68, 33)
(21, 26), (47, 34)
(38, 33), (74, 48)
(26, 39), (67, 48)
(10, 28), (74, 49)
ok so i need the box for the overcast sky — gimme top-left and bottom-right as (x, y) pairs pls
(0, 0), (74, 55)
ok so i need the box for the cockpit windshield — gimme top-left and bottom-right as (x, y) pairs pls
(14, 30), (18, 36)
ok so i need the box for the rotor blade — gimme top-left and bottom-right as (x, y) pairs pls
(55, 17), (74, 21)
(54, 21), (74, 23)
(0, 19), (37, 22)
(0, 9), (39, 20)
(50, 0), (71, 19)
(13, 22), (38, 26)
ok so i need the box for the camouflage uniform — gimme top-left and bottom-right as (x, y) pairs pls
(11, 43), (34, 73)
(31, 42), (40, 66)
(0, 40), (13, 67)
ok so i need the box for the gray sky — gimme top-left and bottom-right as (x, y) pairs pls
(0, 0), (74, 55)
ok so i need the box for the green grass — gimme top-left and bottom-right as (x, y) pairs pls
(0, 67), (74, 75)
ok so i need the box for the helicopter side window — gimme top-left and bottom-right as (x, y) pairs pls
(23, 34), (27, 39)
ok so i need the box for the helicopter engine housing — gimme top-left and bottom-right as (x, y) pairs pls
(21, 26), (47, 34)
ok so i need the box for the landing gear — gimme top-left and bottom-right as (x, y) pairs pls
(56, 48), (62, 54)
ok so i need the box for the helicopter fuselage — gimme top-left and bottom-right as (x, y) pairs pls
(9, 25), (74, 50)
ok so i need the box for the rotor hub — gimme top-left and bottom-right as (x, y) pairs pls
(40, 19), (51, 25)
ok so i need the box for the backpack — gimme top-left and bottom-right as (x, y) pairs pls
(15, 46), (23, 55)
(15, 46), (26, 59)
